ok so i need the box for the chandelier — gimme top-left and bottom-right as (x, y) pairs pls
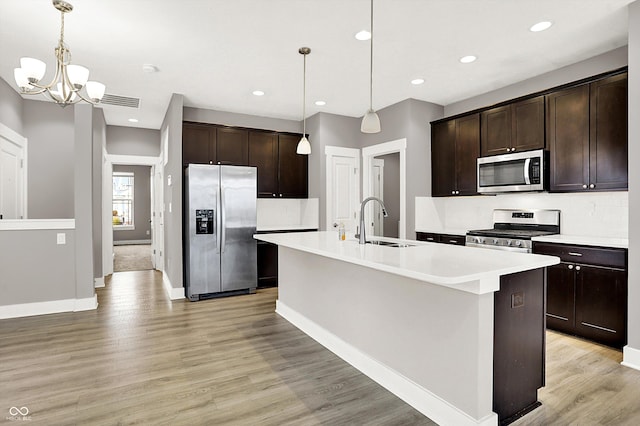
(13, 0), (106, 107)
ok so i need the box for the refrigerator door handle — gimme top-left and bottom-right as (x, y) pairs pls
(216, 187), (222, 254)
(221, 187), (227, 253)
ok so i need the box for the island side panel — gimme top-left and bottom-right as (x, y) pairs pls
(276, 246), (496, 424)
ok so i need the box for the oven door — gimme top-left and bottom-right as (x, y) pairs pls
(477, 149), (544, 193)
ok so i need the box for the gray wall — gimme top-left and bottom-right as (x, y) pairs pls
(0, 229), (76, 306)
(183, 107), (302, 134)
(162, 94), (185, 291)
(445, 46), (628, 117)
(106, 125), (161, 157)
(376, 152), (400, 238)
(22, 100), (75, 219)
(628, 1), (639, 355)
(0, 77), (24, 135)
(113, 165), (152, 242)
(92, 108), (106, 280)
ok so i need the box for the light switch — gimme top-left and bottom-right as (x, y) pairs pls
(57, 233), (66, 245)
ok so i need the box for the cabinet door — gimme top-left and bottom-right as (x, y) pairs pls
(512, 96), (545, 152)
(481, 105), (511, 156)
(183, 123), (215, 166)
(249, 131), (278, 197)
(575, 265), (627, 348)
(431, 120), (456, 197)
(455, 113), (480, 195)
(589, 73), (628, 191)
(277, 134), (308, 198)
(546, 262), (576, 335)
(547, 85), (590, 192)
(216, 127), (249, 166)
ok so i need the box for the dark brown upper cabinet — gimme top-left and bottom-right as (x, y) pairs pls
(183, 122), (216, 166)
(277, 134), (308, 198)
(481, 96), (545, 156)
(248, 131), (279, 197)
(431, 113), (480, 197)
(547, 73), (627, 192)
(216, 127), (249, 166)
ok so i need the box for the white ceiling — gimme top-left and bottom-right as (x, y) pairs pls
(0, 0), (633, 130)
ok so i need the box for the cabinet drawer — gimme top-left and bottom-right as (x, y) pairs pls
(416, 232), (438, 243)
(533, 242), (626, 269)
(440, 234), (466, 245)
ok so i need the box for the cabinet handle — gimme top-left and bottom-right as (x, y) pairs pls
(582, 184), (588, 189)
(568, 264), (574, 270)
(511, 147), (516, 152)
(279, 194), (283, 197)
(448, 240), (459, 244)
(589, 183), (595, 189)
(568, 252), (583, 257)
(451, 190), (456, 195)
(575, 265), (581, 271)
(272, 193), (276, 197)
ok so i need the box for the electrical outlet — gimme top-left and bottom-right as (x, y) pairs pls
(57, 233), (66, 245)
(511, 292), (524, 308)
(146, 230), (150, 235)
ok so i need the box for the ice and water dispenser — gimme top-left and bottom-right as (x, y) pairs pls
(195, 209), (214, 234)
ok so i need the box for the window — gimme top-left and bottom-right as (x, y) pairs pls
(113, 172), (134, 229)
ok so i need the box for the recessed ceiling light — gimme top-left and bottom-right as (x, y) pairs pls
(128, 118), (139, 123)
(315, 100), (326, 106)
(530, 21), (552, 32)
(411, 78), (425, 85)
(460, 55), (477, 64)
(355, 30), (371, 41)
(252, 90), (265, 96)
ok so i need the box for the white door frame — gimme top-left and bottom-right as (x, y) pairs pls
(372, 158), (384, 236)
(103, 154), (162, 276)
(362, 138), (407, 239)
(0, 122), (28, 219)
(325, 146), (360, 232)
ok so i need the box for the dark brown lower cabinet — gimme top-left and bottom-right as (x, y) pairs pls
(533, 242), (627, 348)
(493, 268), (545, 425)
(415, 232), (465, 246)
(257, 241), (278, 288)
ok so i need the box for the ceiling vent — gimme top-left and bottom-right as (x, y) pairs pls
(100, 94), (140, 108)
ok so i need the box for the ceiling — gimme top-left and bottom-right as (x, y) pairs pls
(0, 0), (633, 130)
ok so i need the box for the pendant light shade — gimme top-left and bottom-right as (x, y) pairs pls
(297, 47), (311, 155)
(361, 0), (381, 134)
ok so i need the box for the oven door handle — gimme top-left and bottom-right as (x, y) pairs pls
(524, 158), (531, 184)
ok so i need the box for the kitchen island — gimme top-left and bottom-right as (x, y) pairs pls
(254, 231), (559, 426)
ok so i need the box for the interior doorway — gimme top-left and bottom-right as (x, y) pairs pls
(372, 152), (400, 238)
(325, 146), (360, 233)
(0, 123), (27, 220)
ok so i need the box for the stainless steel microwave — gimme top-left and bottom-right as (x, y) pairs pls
(477, 149), (547, 193)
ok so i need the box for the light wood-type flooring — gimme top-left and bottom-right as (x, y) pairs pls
(1, 271), (640, 425)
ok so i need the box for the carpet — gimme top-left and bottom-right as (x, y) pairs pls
(113, 244), (154, 272)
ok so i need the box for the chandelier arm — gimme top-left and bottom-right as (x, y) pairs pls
(75, 91), (98, 105)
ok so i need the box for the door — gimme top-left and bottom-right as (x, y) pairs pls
(278, 134), (308, 198)
(326, 147), (360, 233)
(546, 262), (576, 334)
(0, 134), (25, 219)
(481, 105), (511, 156)
(455, 113), (480, 195)
(183, 123), (215, 166)
(512, 96), (545, 152)
(185, 164), (222, 299)
(371, 159), (384, 236)
(431, 120), (455, 196)
(151, 164), (164, 271)
(216, 128), (249, 166)
(220, 166), (257, 292)
(248, 131), (278, 197)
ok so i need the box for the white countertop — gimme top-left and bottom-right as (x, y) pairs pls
(533, 234), (628, 249)
(255, 231), (559, 295)
(257, 225), (318, 232)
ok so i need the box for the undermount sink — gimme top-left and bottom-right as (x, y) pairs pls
(366, 240), (416, 248)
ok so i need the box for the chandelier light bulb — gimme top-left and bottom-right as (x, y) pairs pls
(14, 68), (30, 89)
(20, 57), (46, 82)
(86, 81), (106, 101)
(67, 64), (90, 88)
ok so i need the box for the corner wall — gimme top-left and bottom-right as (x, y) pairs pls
(0, 77), (23, 135)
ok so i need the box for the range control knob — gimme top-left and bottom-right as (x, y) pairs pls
(492, 238), (499, 245)
(506, 240), (513, 246)
(475, 237), (484, 244)
(514, 240), (522, 247)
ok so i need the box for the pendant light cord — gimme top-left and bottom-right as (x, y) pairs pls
(302, 52), (306, 136)
(369, 0), (374, 111)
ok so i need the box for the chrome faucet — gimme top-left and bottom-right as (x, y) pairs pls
(358, 197), (388, 244)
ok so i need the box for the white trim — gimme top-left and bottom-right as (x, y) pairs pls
(276, 300), (497, 426)
(0, 295), (98, 319)
(622, 345), (640, 371)
(113, 239), (152, 245)
(0, 219), (75, 231)
(106, 154), (160, 166)
(0, 122), (28, 219)
(94, 276), (105, 288)
(362, 138), (407, 239)
(163, 270), (185, 300)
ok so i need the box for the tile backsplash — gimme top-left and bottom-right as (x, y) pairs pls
(416, 192), (628, 238)
(257, 198), (319, 231)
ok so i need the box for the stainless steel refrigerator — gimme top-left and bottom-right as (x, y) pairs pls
(184, 164), (257, 301)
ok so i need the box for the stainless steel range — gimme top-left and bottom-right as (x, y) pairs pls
(466, 209), (560, 253)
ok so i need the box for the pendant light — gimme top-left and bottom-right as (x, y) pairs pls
(361, 0), (381, 133)
(297, 47), (312, 155)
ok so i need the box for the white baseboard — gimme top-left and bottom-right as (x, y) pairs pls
(113, 239), (152, 246)
(622, 345), (640, 371)
(0, 295), (98, 319)
(94, 276), (105, 288)
(162, 271), (185, 300)
(276, 300), (497, 426)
